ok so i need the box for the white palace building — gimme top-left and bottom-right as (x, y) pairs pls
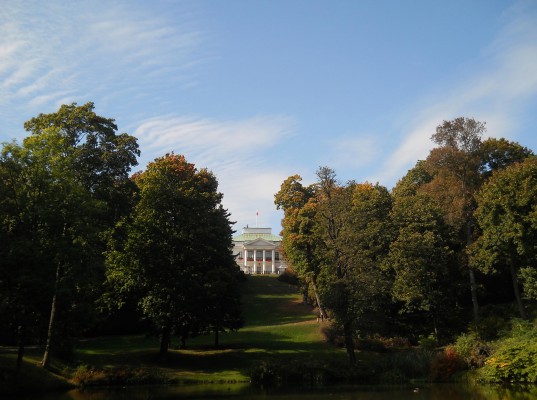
(232, 226), (286, 274)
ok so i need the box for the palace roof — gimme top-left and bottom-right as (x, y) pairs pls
(233, 226), (281, 242)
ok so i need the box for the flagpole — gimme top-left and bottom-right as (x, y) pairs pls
(256, 209), (258, 227)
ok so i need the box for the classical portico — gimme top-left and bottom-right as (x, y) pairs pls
(232, 227), (285, 274)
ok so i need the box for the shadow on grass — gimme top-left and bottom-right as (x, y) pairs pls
(72, 277), (337, 379)
(76, 327), (338, 374)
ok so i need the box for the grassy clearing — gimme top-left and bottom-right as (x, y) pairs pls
(1, 275), (437, 393)
(71, 275), (341, 384)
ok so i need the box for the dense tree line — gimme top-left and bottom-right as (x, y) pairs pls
(276, 117), (537, 366)
(3, 106), (536, 374)
(0, 103), (242, 370)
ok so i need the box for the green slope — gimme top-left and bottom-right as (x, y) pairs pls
(73, 275), (341, 383)
(0, 275), (342, 392)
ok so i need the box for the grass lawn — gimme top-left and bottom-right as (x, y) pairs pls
(0, 275), (347, 393)
(72, 275), (345, 383)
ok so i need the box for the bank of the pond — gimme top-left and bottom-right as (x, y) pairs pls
(2, 276), (536, 396)
(0, 353), (74, 395)
(6, 382), (537, 400)
(1, 276), (335, 394)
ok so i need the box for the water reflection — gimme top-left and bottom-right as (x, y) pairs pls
(15, 383), (537, 400)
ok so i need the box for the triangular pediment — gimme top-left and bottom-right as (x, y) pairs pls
(243, 238), (278, 248)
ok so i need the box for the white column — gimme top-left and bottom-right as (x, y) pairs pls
(243, 249), (247, 268)
(262, 250), (266, 274)
(271, 249), (275, 274)
(253, 250), (257, 274)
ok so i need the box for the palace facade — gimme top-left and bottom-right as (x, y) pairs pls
(232, 226), (285, 274)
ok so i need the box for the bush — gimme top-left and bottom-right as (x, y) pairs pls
(249, 358), (379, 387)
(71, 364), (167, 387)
(357, 335), (411, 351)
(477, 319), (537, 384)
(418, 334), (437, 351)
(430, 346), (465, 381)
(250, 348), (435, 387)
(320, 323), (345, 348)
(356, 337), (386, 353)
(452, 332), (488, 369)
(474, 304), (517, 340)
(371, 349), (433, 383)
(382, 336), (412, 349)
(277, 270), (299, 286)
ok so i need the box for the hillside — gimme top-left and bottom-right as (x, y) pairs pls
(1, 275), (339, 391)
(73, 275), (339, 382)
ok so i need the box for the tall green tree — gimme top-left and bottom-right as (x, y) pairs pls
(422, 120), (534, 325)
(0, 103), (139, 369)
(106, 153), (241, 357)
(479, 138), (533, 180)
(313, 167), (358, 366)
(330, 182), (392, 339)
(312, 168), (391, 366)
(471, 157), (537, 318)
(0, 144), (52, 373)
(386, 186), (456, 340)
(422, 117), (486, 324)
(274, 175), (327, 318)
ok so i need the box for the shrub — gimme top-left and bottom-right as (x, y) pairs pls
(357, 335), (411, 351)
(71, 365), (106, 386)
(478, 319), (537, 384)
(320, 323), (345, 348)
(370, 349), (432, 383)
(277, 270), (299, 286)
(71, 365), (167, 387)
(418, 334), (437, 351)
(382, 336), (411, 349)
(452, 332), (488, 369)
(249, 360), (283, 387)
(430, 345), (465, 381)
(474, 304), (517, 340)
(249, 358), (378, 387)
(356, 337), (386, 353)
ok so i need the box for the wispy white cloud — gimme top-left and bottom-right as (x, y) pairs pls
(133, 114), (295, 230)
(135, 115), (294, 156)
(0, 1), (205, 132)
(374, 0), (537, 187)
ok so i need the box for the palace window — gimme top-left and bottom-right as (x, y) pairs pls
(256, 252), (263, 261)
(247, 250), (254, 261)
(275, 252), (280, 261)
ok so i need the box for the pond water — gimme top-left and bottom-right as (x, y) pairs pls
(16, 383), (537, 400)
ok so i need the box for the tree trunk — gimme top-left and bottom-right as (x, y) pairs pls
(159, 326), (171, 359)
(468, 266), (479, 325)
(509, 257), (527, 319)
(466, 220), (479, 326)
(343, 321), (356, 367)
(41, 262), (61, 368)
(15, 325), (24, 379)
(432, 314), (439, 344)
(214, 326), (219, 348)
(311, 276), (328, 319)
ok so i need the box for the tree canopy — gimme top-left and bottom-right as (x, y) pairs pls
(0, 102), (140, 368)
(105, 153), (242, 356)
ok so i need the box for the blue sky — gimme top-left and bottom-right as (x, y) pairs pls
(2, 1), (537, 234)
